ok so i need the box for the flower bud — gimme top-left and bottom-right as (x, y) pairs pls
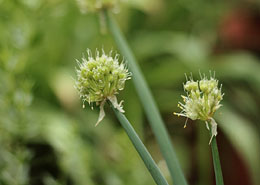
(184, 80), (199, 92)
(199, 78), (218, 94)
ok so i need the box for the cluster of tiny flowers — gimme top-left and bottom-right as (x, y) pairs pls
(76, 0), (121, 13)
(75, 49), (131, 125)
(174, 72), (224, 143)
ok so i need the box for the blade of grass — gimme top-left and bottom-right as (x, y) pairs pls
(110, 102), (169, 185)
(210, 135), (224, 185)
(103, 10), (187, 185)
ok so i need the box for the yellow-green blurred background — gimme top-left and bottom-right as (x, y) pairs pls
(0, 0), (260, 185)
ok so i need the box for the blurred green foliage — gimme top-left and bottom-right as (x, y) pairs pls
(0, 0), (260, 185)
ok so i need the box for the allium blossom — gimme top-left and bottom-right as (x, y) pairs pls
(75, 49), (131, 126)
(174, 72), (224, 143)
(76, 0), (121, 13)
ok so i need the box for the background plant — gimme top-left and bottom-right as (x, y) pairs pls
(0, 0), (260, 185)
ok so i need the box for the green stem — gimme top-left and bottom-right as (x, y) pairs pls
(210, 133), (224, 185)
(110, 102), (169, 185)
(104, 10), (187, 185)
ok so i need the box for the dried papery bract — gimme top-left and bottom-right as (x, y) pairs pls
(75, 49), (131, 125)
(174, 72), (224, 143)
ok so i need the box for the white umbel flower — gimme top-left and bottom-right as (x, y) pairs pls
(174, 72), (224, 144)
(76, 0), (121, 13)
(75, 49), (131, 126)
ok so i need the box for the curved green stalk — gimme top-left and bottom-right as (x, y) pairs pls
(210, 135), (224, 185)
(110, 102), (169, 185)
(104, 10), (187, 185)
